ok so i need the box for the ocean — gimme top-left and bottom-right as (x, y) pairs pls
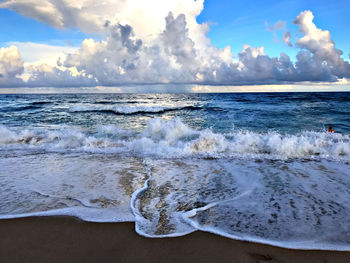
(0, 92), (350, 250)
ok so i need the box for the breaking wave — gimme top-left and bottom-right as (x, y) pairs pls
(1, 118), (349, 160)
(1, 116), (350, 251)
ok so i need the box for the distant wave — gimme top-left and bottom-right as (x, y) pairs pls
(94, 101), (116, 105)
(205, 106), (226, 112)
(30, 101), (53, 106)
(0, 105), (42, 112)
(0, 101), (53, 112)
(68, 107), (117, 115)
(234, 98), (252, 102)
(69, 105), (202, 115)
(94, 100), (140, 104)
(1, 118), (349, 159)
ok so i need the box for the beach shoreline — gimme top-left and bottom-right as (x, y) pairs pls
(1, 216), (349, 263)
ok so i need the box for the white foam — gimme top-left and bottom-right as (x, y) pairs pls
(143, 117), (195, 142)
(183, 214), (350, 251)
(113, 106), (175, 114)
(0, 207), (133, 223)
(1, 131), (350, 250)
(2, 118), (349, 160)
(0, 153), (147, 223)
(131, 158), (350, 250)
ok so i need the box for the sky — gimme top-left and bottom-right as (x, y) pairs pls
(0, 0), (349, 92)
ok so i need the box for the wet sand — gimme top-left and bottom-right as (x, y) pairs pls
(0, 217), (349, 263)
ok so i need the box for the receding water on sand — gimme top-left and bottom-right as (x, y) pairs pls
(0, 153), (147, 222)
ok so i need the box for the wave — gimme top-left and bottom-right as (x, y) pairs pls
(69, 105), (202, 115)
(0, 105), (42, 112)
(93, 101), (116, 105)
(0, 118), (349, 159)
(94, 100), (140, 104)
(1, 118), (350, 251)
(205, 106), (227, 112)
(0, 101), (52, 112)
(69, 107), (118, 115)
(30, 101), (53, 106)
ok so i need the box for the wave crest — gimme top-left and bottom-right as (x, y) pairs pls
(0, 118), (349, 159)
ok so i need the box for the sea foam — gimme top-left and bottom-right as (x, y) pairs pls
(0, 118), (349, 160)
(1, 117), (350, 250)
(131, 158), (350, 250)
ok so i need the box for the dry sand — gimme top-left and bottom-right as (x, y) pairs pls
(0, 217), (349, 263)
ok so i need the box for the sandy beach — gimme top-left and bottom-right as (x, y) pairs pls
(0, 217), (349, 263)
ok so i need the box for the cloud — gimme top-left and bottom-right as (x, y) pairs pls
(0, 46), (24, 86)
(0, 5), (349, 88)
(61, 11), (340, 87)
(267, 20), (286, 32)
(0, 0), (206, 43)
(0, 0), (116, 32)
(62, 13), (209, 85)
(283, 31), (293, 47)
(266, 20), (289, 44)
(266, 20), (294, 47)
(23, 63), (96, 87)
(8, 42), (77, 66)
(294, 10), (350, 77)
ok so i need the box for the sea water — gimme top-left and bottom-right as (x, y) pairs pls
(0, 92), (349, 250)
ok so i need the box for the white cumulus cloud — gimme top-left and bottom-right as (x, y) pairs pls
(0, 4), (349, 88)
(294, 10), (350, 77)
(8, 42), (77, 66)
(0, 0), (207, 45)
(0, 46), (24, 86)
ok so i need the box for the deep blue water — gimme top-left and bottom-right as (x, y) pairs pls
(1, 92), (349, 134)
